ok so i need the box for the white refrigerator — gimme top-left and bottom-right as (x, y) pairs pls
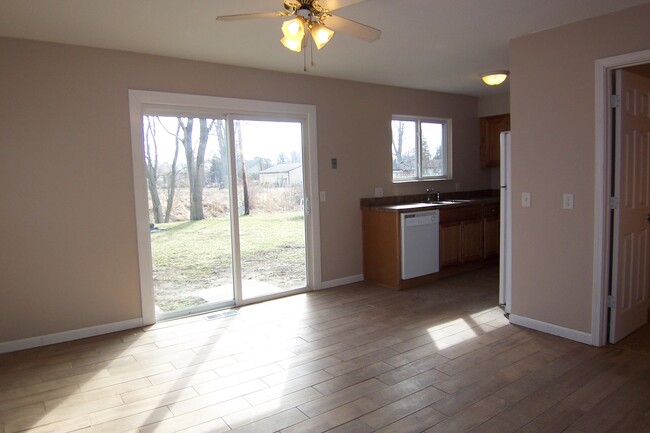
(499, 131), (512, 314)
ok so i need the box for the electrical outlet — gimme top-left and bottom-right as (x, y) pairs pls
(563, 193), (574, 209)
(522, 192), (531, 208)
(374, 187), (383, 198)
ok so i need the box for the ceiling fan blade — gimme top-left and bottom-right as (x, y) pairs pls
(318, 0), (368, 12)
(325, 14), (381, 42)
(216, 11), (286, 21)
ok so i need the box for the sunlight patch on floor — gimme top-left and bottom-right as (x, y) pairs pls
(426, 306), (506, 349)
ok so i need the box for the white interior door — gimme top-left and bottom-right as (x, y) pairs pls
(609, 69), (650, 343)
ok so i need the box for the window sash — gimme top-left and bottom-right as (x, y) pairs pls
(392, 116), (450, 182)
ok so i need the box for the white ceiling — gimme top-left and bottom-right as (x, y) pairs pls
(1, 0), (649, 97)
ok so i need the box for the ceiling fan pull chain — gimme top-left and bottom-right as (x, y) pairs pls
(303, 43), (308, 72)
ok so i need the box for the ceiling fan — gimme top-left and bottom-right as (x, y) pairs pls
(216, 0), (381, 53)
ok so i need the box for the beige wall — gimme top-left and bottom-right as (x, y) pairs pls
(0, 37), (488, 343)
(509, 3), (650, 333)
(478, 93), (510, 118)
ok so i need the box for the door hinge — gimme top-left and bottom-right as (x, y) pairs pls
(607, 295), (616, 308)
(610, 94), (621, 108)
(609, 197), (619, 210)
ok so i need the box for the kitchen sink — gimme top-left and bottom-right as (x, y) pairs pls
(421, 199), (472, 205)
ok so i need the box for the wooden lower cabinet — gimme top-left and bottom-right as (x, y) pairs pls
(483, 216), (499, 258)
(462, 219), (484, 263)
(440, 222), (462, 268)
(440, 219), (483, 268)
(362, 210), (400, 288)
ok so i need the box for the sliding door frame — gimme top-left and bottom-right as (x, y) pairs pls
(128, 90), (321, 325)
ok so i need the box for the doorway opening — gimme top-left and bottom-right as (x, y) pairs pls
(129, 91), (321, 324)
(594, 50), (650, 345)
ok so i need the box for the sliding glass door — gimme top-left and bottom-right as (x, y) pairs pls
(130, 94), (317, 321)
(143, 116), (235, 319)
(232, 119), (307, 300)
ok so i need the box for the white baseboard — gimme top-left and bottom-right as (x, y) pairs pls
(509, 314), (593, 345)
(0, 318), (144, 354)
(319, 274), (364, 290)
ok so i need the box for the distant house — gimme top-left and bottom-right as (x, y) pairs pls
(259, 163), (303, 187)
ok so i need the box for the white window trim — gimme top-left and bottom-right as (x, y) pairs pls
(128, 90), (321, 325)
(391, 115), (452, 183)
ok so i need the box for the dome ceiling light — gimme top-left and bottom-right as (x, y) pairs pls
(481, 71), (509, 86)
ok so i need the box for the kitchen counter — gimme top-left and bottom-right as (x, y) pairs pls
(360, 191), (499, 213)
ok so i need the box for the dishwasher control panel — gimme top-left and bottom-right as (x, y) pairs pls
(403, 211), (440, 226)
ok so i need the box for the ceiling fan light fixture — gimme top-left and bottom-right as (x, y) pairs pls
(481, 71), (509, 86)
(310, 23), (334, 49)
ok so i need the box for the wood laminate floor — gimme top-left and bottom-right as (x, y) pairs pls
(1, 267), (649, 433)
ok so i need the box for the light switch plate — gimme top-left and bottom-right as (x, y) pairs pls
(522, 192), (531, 208)
(319, 191), (326, 202)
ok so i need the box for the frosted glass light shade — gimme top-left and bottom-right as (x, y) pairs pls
(281, 18), (305, 52)
(310, 23), (334, 49)
(281, 36), (303, 52)
(481, 71), (509, 86)
(282, 18), (305, 38)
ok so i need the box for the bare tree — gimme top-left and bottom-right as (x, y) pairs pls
(153, 117), (182, 223)
(392, 120), (406, 169)
(178, 117), (214, 221)
(235, 121), (250, 216)
(214, 120), (229, 189)
(144, 116), (163, 224)
(164, 121), (181, 223)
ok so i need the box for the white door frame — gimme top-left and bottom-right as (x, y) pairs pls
(128, 90), (321, 325)
(593, 49), (650, 346)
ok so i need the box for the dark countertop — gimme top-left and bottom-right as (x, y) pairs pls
(361, 190), (499, 213)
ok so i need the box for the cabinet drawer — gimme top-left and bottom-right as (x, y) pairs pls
(440, 205), (482, 223)
(482, 203), (499, 218)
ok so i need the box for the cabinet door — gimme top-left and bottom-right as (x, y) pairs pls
(440, 222), (462, 268)
(461, 219), (483, 263)
(480, 114), (510, 167)
(483, 216), (499, 259)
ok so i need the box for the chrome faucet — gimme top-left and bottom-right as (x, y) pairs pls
(426, 188), (441, 202)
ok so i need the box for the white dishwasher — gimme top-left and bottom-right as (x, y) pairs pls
(400, 210), (440, 279)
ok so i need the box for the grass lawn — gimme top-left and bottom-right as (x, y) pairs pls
(151, 211), (306, 311)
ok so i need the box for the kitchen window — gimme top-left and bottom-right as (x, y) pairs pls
(391, 116), (451, 182)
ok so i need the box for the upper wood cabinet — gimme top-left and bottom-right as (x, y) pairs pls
(480, 113), (510, 167)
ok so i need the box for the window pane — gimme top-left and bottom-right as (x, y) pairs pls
(421, 122), (445, 177)
(392, 120), (417, 180)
